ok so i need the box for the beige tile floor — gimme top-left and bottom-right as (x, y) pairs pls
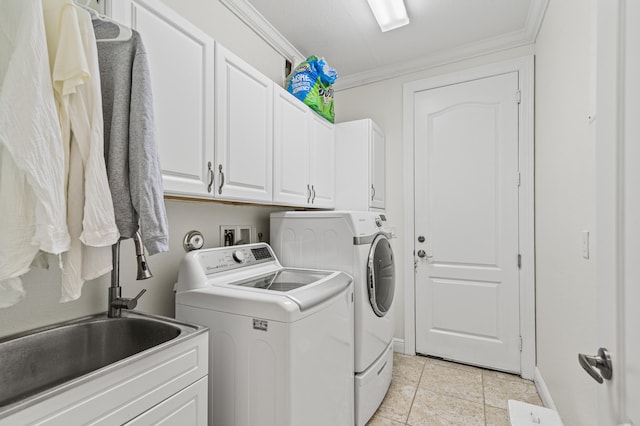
(367, 353), (543, 426)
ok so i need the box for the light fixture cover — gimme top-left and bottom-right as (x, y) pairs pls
(367, 0), (410, 32)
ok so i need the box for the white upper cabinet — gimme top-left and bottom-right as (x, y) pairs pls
(273, 86), (335, 208)
(370, 123), (386, 209)
(335, 119), (386, 211)
(214, 44), (273, 202)
(111, 2), (334, 207)
(273, 86), (310, 206)
(112, 0), (215, 198)
(308, 113), (335, 208)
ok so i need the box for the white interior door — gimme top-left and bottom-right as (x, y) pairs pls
(414, 72), (521, 372)
(591, 1), (639, 424)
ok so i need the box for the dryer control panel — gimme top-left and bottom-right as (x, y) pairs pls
(197, 243), (275, 276)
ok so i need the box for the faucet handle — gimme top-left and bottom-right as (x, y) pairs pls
(112, 288), (147, 311)
(126, 289), (147, 310)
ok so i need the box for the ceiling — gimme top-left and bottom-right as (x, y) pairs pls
(221, 0), (548, 90)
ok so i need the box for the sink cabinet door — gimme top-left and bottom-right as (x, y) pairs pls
(125, 377), (208, 425)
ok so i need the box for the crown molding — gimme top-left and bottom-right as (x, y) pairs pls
(220, 0), (305, 64)
(525, 0), (550, 41)
(222, 0), (549, 91)
(335, 0), (549, 91)
(334, 30), (534, 91)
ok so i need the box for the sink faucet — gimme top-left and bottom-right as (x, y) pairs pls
(108, 231), (152, 318)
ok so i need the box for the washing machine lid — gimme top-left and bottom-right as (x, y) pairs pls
(229, 268), (349, 312)
(176, 268), (352, 321)
(231, 269), (332, 292)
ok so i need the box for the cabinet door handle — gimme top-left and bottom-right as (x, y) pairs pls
(307, 184), (311, 203)
(218, 164), (225, 194)
(311, 185), (316, 204)
(371, 184), (376, 201)
(207, 162), (214, 193)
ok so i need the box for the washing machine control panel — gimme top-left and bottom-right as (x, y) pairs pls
(199, 243), (275, 275)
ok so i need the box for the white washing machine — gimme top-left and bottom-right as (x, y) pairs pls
(175, 243), (354, 426)
(270, 211), (395, 426)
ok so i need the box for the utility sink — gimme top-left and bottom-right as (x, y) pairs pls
(0, 311), (206, 418)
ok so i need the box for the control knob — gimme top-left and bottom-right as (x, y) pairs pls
(232, 250), (246, 263)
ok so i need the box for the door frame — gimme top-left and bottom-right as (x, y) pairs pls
(595, 1), (630, 424)
(402, 56), (535, 379)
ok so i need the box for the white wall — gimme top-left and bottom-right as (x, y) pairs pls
(0, 200), (288, 338)
(534, 0), (598, 424)
(334, 44), (534, 341)
(0, 0), (289, 339)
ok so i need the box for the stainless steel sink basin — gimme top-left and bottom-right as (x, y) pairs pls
(0, 311), (206, 416)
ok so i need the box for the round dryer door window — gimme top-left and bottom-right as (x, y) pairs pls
(367, 235), (395, 317)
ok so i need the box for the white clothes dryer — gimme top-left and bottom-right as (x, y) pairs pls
(175, 243), (354, 426)
(270, 211), (395, 426)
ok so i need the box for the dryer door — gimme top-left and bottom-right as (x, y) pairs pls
(367, 235), (395, 317)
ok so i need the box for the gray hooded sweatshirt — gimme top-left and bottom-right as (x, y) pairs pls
(92, 18), (168, 255)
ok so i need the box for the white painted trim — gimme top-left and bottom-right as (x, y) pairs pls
(402, 56), (536, 381)
(402, 79), (416, 357)
(336, 0), (548, 91)
(217, 0), (548, 91)
(596, 1), (628, 424)
(524, 0), (551, 41)
(534, 367), (559, 411)
(337, 34), (532, 91)
(219, 0), (305, 66)
(393, 338), (405, 354)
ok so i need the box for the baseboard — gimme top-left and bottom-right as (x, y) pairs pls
(393, 338), (405, 354)
(534, 367), (558, 411)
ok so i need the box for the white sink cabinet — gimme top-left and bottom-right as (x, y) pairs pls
(0, 331), (208, 425)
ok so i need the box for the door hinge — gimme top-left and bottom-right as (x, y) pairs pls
(515, 90), (522, 104)
(520, 336), (523, 352)
(517, 254), (522, 269)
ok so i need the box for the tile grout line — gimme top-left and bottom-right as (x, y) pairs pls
(482, 370), (488, 425)
(404, 358), (429, 425)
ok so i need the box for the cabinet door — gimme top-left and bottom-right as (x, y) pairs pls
(115, 0), (215, 198)
(273, 86), (311, 206)
(215, 44), (273, 202)
(125, 377), (208, 425)
(309, 114), (335, 208)
(370, 122), (386, 209)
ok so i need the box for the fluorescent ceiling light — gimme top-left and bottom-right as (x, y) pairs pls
(367, 0), (410, 32)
